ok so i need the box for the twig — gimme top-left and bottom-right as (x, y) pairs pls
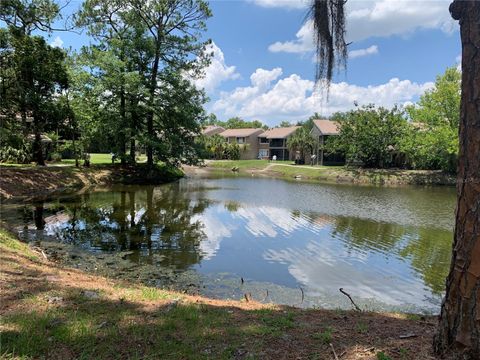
(31, 246), (48, 260)
(300, 287), (305, 303)
(330, 343), (339, 360)
(339, 288), (361, 311)
(399, 333), (417, 339)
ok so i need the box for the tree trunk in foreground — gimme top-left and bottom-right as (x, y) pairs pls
(434, 1), (480, 358)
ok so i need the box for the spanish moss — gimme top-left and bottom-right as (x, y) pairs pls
(309, 0), (347, 88)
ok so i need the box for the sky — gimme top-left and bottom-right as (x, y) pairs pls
(44, 0), (461, 127)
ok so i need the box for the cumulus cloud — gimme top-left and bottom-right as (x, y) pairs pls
(268, 1), (455, 54)
(349, 45), (379, 59)
(213, 67), (433, 125)
(194, 42), (240, 93)
(50, 36), (64, 48)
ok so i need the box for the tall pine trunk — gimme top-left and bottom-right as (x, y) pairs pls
(434, 1), (480, 358)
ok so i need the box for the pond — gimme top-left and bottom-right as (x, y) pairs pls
(2, 176), (456, 313)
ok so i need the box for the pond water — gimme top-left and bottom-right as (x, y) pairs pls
(3, 177), (456, 313)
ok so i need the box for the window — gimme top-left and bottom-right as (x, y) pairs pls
(236, 137), (246, 144)
(258, 149), (269, 158)
(259, 137), (269, 144)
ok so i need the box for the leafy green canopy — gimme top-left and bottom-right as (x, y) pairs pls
(326, 105), (408, 168)
(206, 116), (267, 130)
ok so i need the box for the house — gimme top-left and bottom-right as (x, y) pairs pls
(219, 128), (264, 160)
(258, 126), (300, 160)
(310, 119), (345, 165)
(202, 125), (225, 136)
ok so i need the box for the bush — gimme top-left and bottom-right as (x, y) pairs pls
(0, 145), (31, 164)
(51, 152), (62, 162)
(59, 141), (78, 159)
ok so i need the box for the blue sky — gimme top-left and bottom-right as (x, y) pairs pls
(44, 0), (461, 126)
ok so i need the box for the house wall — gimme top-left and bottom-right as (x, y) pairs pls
(226, 135), (261, 160)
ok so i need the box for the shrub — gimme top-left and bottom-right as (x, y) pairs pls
(0, 145), (31, 164)
(50, 152), (62, 162)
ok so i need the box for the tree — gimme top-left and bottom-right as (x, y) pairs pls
(326, 105), (408, 168)
(287, 126), (317, 163)
(127, 0), (212, 168)
(278, 120), (292, 127)
(0, 30), (69, 165)
(398, 68), (460, 173)
(217, 117), (267, 130)
(407, 67), (461, 130)
(433, 1), (480, 357)
(311, 0), (479, 357)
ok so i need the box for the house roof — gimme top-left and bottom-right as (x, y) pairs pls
(312, 119), (340, 135)
(202, 125), (225, 136)
(219, 128), (264, 137)
(259, 126), (300, 139)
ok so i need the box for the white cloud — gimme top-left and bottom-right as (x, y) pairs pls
(456, 54), (461, 72)
(249, 0), (308, 9)
(50, 36), (64, 48)
(268, 0), (455, 54)
(213, 67), (433, 125)
(349, 45), (379, 59)
(194, 42), (240, 93)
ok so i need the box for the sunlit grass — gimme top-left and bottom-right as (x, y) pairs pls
(61, 153), (147, 165)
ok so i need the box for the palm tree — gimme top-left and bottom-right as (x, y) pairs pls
(310, 1), (480, 357)
(287, 127), (317, 163)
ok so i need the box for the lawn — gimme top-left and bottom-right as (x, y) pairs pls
(207, 159), (292, 170)
(0, 153), (148, 167)
(61, 153), (147, 165)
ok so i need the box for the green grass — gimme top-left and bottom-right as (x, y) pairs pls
(312, 326), (333, 344)
(355, 321), (369, 334)
(61, 153), (147, 165)
(0, 153), (148, 167)
(0, 229), (37, 260)
(206, 159), (343, 180)
(208, 159), (271, 170)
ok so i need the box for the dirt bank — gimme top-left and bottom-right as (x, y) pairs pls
(0, 229), (448, 360)
(0, 165), (182, 200)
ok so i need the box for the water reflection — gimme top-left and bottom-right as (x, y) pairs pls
(4, 178), (455, 311)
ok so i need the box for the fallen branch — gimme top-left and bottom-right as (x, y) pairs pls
(339, 288), (361, 311)
(399, 333), (417, 339)
(31, 246), (48, 260)
(330, 343), (339, 360)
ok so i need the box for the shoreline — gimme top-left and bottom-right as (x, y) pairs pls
(0, 228), (447, 359)
(0, 162), (456, 201)
(0, 164), (183, 201)
(184, 161), (457, 187)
